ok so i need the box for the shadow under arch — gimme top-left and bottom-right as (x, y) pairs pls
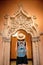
(10, 29), (33, 65)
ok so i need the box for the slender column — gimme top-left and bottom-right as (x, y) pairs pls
(32, 42), (37, 65)
(32, 37), (40, 65)
(0, 36), (4, 65)
(2, 37), (10, 65)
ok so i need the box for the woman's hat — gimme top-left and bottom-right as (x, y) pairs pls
(17, 33), (25, 40)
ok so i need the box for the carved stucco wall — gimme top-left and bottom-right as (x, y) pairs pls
(1, 7), (40, 65)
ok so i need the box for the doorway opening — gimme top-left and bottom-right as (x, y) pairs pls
(10, 29), (33, 65)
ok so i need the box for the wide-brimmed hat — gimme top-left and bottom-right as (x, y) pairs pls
(17, 33), (25, 40)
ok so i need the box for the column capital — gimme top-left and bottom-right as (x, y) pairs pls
(32, 36), (40, 42)
(2, 37), (10, 43)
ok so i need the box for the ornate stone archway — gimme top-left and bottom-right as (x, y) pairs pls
(1, 6), (40, 65)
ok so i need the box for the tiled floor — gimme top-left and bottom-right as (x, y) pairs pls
(11, 61), (32, 65)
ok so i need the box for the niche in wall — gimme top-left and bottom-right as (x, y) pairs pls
(10, 29), (33, 65)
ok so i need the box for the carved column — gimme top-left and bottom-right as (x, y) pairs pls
(32, 37), (40, 65)
(0, 35), (4, 65)
(2, 37), (10, 65)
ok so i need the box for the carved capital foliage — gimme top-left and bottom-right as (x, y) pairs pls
(32, 36), (40, 42)
(2, 37), (10, 42)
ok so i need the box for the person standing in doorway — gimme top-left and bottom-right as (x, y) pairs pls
(16, 33), (28, 65)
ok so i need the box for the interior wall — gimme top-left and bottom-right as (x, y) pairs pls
(0, 0), (43, 65)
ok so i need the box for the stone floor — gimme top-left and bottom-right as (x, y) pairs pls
(11, 61), (32, 65)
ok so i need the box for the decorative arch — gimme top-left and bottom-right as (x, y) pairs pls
(12, 28), (34, 37)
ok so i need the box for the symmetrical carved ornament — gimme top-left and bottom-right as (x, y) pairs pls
(1, 7), (38, 40)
